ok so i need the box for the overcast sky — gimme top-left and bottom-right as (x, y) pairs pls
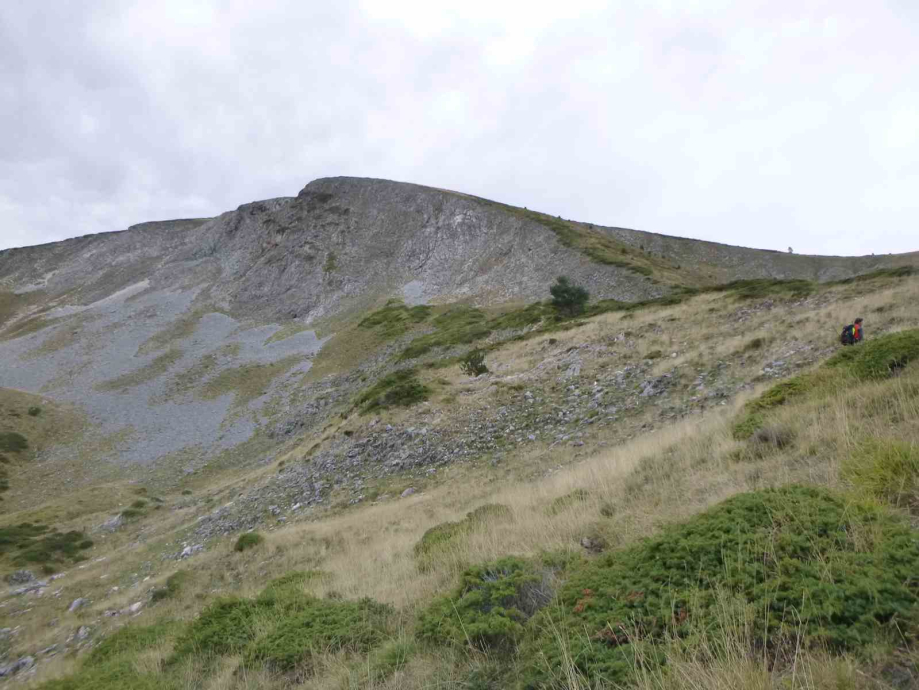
(1, 1), (917, 255)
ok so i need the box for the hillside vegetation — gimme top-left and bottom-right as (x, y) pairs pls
(1, 268), (915, 689)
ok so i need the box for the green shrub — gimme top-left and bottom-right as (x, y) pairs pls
(842, 439), (919, 508)
(418, 557), (544, 652)
(120, 508), (143, 520)
(151, 570), (189, 603)
(245, 596), (391, 672)
(490, 302), (555, 330)
(0, 523), (93, 567)
(36, 660), (163, 690)
(827, 329), (919, 380)
(356, 368), (431, 413)
(130, 500), (147, 509)
(359, 300), (432, 338)
(27, 406), (41, 417)
(832, 266), (917, 284)
(400, 307), (491, 360)
(38, 622), (179, 690)
(460, 349), (488, 376)
(174, 572), (390, 672)
(645, 349), (663, 360)
(234, 532), (264, 552)
(522, 486), (919, 686)
(0, 432), (28, 453)
(0, 522), (49, 554)
(89, 622), (179, 665)
(550, 277), (590, 316)
(173, 597), (260, 657)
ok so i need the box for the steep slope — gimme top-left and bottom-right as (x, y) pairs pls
(0, 177), (915, 498)
(3, 270), (918, 689)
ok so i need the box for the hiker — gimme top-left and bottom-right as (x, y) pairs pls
(840, 318), (864, 346)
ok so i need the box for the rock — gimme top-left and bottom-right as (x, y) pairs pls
(6, 570), (36, 585)
(99, 514), (124, 533)
(178, 544), (203, 559)
(68, 598), (87, 613)
(563, 362), (581, 379)
(124, 602), (144, 615)
(0, 656), (34, 677)
(580, 537), (606, 554)
(400, 487), (416, 498)
(76, 626), (91, 641)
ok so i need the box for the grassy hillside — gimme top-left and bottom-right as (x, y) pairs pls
(5, 272), (919, 689)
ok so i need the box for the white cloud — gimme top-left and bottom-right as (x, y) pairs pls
(0, 0), (917, 255)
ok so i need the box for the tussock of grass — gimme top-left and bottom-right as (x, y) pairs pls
(151, 570), (189, 603)
(546, 488), (591, 516)
(414, 504), (512, 570)
(842, 438), (919, 509)
(234, 531), (264, 552)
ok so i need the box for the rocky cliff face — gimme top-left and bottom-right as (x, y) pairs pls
(3, 177), (913, 323)
(0, 177), (915, 495)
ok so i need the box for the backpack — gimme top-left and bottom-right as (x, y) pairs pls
(840, 324), (855, 345)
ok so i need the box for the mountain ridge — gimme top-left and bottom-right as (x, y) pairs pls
(0, 176), (916, 494)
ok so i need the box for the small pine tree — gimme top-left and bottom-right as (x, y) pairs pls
(460, 349), (488, 377)
(550, 276), (589, 316)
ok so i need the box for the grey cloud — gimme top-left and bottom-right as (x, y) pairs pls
(1, 0), (917, 255)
